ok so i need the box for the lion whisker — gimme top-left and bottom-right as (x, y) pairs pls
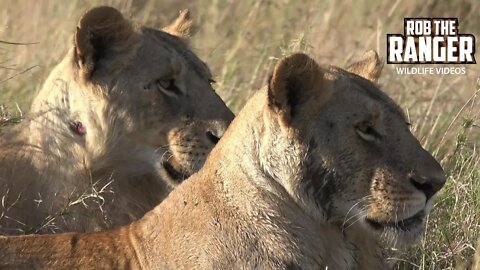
(342, 195), (372, 227)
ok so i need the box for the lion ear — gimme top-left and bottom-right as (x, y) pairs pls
(346, 50), (383, 82)
(74, 6), (138, 79)
(267, 53), (322, 125)
(162, 9), (192, 38)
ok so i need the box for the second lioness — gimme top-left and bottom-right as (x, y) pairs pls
(0, 7), (233, 234)
(0, 52), (446, 269)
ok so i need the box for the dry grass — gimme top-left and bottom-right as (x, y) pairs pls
(0, 104), (22, 129)
(0, 0), (479, 268)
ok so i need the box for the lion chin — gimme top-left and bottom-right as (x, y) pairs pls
(365, 212), (424, 246)
(159, 157), (193, 184)
(365, 198), (436, 249)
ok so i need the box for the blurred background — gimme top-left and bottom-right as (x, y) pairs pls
(0, 0), (479, 269)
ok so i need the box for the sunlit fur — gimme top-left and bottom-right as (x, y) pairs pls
(0, 7), (233, 234)
(0, 52), (444, 269)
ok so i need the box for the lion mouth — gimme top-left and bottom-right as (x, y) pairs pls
(162, 161), (191, 183)
(366, 211), (425, 231)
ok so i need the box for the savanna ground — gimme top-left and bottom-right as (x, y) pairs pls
(0, 0), (479, 269)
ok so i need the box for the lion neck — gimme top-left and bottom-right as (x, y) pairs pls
(214, 90), (316, 221)
(195, 88), (388, 269)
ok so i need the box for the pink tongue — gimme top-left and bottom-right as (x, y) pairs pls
(70, 121), (87, 136)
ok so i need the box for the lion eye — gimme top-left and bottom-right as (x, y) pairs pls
(208, 78), (216, 84)
(156, 79), (181, 97)
(158, 79), (173, 89)
(355, 121), (381, 142)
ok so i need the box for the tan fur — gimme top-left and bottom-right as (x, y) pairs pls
(0, 52), (446, 269)
(0, 6), (233, 234)
(74, 6), (140, 80)
(162, 9), (193, 38)
(346, 50), (384, 82)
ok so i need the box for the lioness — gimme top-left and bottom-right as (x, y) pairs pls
(0, 52), (446, 269)
(0, 6), (233, 234)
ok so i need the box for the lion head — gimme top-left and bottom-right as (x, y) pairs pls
(28, 7), (233, 186)
(259, 52), (446, 248)
(0, 6), (233, 233)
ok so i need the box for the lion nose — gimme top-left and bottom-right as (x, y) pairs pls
(206, 130), (221, 144)
(410, 156), (446, 201)
(205, 119), (231, 145)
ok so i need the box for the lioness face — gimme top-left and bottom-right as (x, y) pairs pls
(310, 73), (445, 246)
(266, 53), (446, 248)
(111, 28), (233, 186)
(74, 8), (233, 186)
